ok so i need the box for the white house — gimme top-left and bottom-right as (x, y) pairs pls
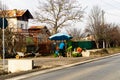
(0, 9), (33, 32)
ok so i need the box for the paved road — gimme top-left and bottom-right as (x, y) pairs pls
(23, 54), (120, 80)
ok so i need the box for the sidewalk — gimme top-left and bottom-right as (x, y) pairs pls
(0, 56), (97, 79)
(1, 53), (120, 80)
(33, 57), (96, 68)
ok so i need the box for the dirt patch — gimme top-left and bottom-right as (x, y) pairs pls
(0, 48), (120, 79)
(90, 49), (109, 57)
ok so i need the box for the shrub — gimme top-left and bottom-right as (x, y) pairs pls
(72, 52), (82, 57)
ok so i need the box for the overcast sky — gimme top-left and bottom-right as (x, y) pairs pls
(2, 0), (120, 30)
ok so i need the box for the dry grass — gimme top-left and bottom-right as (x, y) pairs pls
(106, 47), (120, 54)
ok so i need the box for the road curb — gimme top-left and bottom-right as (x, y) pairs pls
(6, 53), (120, 80)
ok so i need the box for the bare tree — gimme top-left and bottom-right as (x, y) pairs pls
(35, 0), (84, 34)
(86, 6), (120, 48)
(0, 1), (17, 55)
(0, 1), (8, 17)
(66, 27), (84, 41)
(85, 6), (104, 48)
(106, 24), (120, 47)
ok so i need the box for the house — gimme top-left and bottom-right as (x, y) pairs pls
(28, 26), (51, 45)
(0, 9), (33, 32)
(27, 26), (52, 55)
(81, 34), (95, 41)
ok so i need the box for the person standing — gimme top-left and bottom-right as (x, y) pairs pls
(59, 41), (65, 57)
(51, 41), (57, 54)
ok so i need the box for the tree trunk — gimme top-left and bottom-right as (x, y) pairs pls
(95, 41), (99, 49)
(52, 28), (58, 34)
(106, 41), (110, 48)
(103, 40), (105, 48)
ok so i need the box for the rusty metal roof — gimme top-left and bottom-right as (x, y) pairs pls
(28, 26), (45, 30)
(0, 9), (27, 17)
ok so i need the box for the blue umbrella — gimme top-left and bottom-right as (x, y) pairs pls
(49, 33), (72, 40)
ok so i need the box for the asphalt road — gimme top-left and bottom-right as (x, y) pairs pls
(22, 54), (120, 80)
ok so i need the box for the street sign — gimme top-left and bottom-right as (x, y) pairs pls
(0, 18), (8, 29)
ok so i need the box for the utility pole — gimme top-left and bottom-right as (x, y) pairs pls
(1, 0), (8, 70)
(102, 10), (105, 48)
(2, 0), (5, 70)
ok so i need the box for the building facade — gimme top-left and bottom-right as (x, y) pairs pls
(0, 9), (33, 32)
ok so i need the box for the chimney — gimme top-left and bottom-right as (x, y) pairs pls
(13, 9), (17, 16)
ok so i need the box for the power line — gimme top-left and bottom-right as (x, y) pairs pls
(100, 0), (120, 18)
(106, 12), (120, 17)
(102, 0), (120, 10)
(113, 0), (120, 4)
(81, 0), (120, 23)
(103, 1), (120, 10)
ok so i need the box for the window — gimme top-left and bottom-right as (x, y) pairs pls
(21, 24), (23, 29)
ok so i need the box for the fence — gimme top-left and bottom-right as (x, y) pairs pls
(67, 41), (96, 50)
(26, 41), (52, 56)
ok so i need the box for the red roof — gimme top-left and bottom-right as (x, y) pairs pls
(28, 26), (45, 30)
(0, 9), (26, 17)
